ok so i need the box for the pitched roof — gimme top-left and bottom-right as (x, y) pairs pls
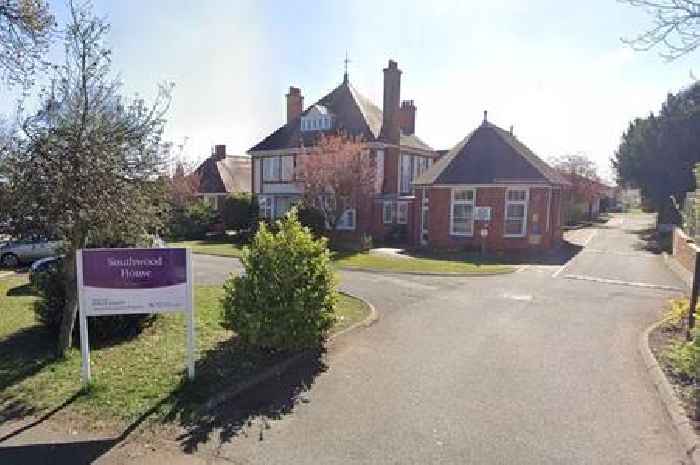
(196, 155), (252, 194)
(249, 80), (434, 153)
(414, 122), (569, 186)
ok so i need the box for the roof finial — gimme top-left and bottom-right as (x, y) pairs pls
(483, 110), (488, 124)
(343, 51), (351, 84)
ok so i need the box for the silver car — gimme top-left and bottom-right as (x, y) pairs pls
(0, 236), (63, 268)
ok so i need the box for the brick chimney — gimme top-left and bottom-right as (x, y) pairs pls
(381, 60), (401, 144)
(286, 86), (303, 124)
(213, 144), (226, 160)
(399, 100), (416, 136)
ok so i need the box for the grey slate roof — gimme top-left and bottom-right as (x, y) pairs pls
(196, 155), (252, 194)
(414, 122), (569, 186)
(249, 80), (433, 153)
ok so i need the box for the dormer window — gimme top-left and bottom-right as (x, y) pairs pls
(301, 105), (334, 132)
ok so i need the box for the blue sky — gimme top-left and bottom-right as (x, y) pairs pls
(1, 0), (698, 182)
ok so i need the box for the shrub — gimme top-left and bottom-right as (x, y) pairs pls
(167, 200), (218, 240)
(663, 330), (700, 382)
(33, 263), (155, 347)
(221, 209), (338, 350)
(297, 204), (327, 237)
(662, 298), (694, 330)
(387, 224), (407, 243)
(221, 193), (259, 232)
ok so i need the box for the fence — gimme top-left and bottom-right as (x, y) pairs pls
(682, 191), (697, 240)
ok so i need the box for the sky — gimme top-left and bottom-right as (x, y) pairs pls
(1, 0), (699, 183)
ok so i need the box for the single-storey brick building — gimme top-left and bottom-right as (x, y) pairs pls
(412, 116), (570, 251)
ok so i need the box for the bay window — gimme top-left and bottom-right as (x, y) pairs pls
(450, 188), (475, 236)
(504, 188), (528, 237)
(262, 156), (295, 182)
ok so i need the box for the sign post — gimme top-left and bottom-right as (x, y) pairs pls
(76, 248), (195, 384)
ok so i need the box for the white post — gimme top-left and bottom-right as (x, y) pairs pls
(185, 249), (195, 379)
(76, 250), (91, 384)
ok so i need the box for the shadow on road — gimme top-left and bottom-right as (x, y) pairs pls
(164, 348), (326, 454)
(632, 227), (672, 255)
(0, 391), (161, 465)
(0, 438), (116, 465)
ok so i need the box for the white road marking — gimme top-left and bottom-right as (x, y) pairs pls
(582, 229), (598, 246)
(552, 229), (599, 278)
(502, 293), (533, 301)
(563, 274), (683, 292)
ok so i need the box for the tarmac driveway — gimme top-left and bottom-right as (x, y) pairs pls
(0, 213), (689, 464)
(183, 213), (688, 465)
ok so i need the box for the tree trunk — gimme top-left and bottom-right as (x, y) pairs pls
(56, 243), (80, 357)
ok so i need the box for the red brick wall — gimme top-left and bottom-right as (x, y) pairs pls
(673, 227), (697, 274)
(383, 147), (399, 194)
(425, 186), (559, 251)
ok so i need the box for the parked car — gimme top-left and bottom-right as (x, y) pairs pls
(29, 255), (64, 286)
(0, 236), (63, 268)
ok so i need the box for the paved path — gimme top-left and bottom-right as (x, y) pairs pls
(0, 213), (691, 464)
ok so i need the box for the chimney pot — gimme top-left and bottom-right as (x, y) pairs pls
(483, 110), (488, 123)
(286, 86), (304, 124)
(509, 125), (514, 135)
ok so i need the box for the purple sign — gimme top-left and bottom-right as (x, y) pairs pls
(81, 248), (187, 289)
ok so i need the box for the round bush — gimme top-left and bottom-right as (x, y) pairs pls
(221, 209), (337, 350)
(33, 264), (155, 347)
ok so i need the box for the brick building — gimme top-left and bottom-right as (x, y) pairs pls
(248, 59), (569, 251)
(412, 116), (570, 251)
(195, 144), (251, 209)
(248, 60), (438, 242)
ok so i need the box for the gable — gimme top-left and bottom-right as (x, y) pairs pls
(249, 80), (434, 153)
(249, 82), (379, 152)
(414, 123), (568, 186)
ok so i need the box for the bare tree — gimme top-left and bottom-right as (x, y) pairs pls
(0, 0), (55, 85)
(6, 1), (172, 356)
(620, 0), (700, 59)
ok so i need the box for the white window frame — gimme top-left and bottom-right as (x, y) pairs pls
(450, 188), (475, 236)
(262, 157), (281, 182)
(397, 201), (408, 224)
(336, 209), (356, 230)
(280, 156), (294, 182)
(259, 196), (273, 219)
(400, 153), (412, 194)
(383, 201), (395, 224)
(375, 149), (385, 193)
(504, 187), (529, 238)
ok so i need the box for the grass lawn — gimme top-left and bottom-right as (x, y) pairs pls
(0, 275), (370, 427)
(167, 239), (243, 258)
(172, 238), (513, 274)
(333, 251), (513, 274)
